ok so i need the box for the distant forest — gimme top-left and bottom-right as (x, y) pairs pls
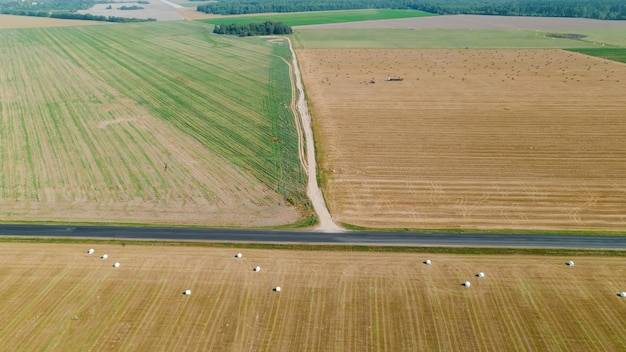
(213, 21), (293, 36)
(197, 0), (626, 20)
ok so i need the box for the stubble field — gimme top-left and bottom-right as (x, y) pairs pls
(1, 243), (624, 351)
(297, 48), (626, 230)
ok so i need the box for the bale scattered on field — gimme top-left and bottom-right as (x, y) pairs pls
(566, 261), (574, 266)
(113, 262), (120, 268)
(235, 253), (242, 259)
(274, 286), (281, 292)
(183, 290), (191, 295)
(87, 249), (94, 254)
(424, 259), (431, 265)
(463, 281), (471, 287)
(254, 266), (261, 272)
(619, 292), (626, 297)
(477, 272), (485, 278)
(101, 254), (108, 260)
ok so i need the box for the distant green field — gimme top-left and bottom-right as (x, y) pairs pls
(292, 28), (605, 49)
(567, 48), (626, 63)
(177, 0), (211, 8)
(200, 9), (435, 27)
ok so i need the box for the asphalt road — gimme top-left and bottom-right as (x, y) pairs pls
(1, 224), (625, 249)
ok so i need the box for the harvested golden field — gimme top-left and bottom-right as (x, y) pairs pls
(0, 14), (103, 28)
(1, 243), (624, 351)
(298, 49), (626, 230)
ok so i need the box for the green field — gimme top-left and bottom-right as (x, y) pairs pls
(0, 21), (309, 225)
(567, 48), (626, 63)
(43, 22), (305, 200)
(292, 28), (609, 49)
(200, 9), (435, 27)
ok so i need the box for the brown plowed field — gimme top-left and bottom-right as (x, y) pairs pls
(298, 49), (626, 230)
(1, 243), (625, 350)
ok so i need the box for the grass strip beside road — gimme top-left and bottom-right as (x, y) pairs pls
(0, 237), (624, 257)
(341, 224), (626, 237)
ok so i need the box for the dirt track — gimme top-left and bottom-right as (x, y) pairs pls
(286, 38), (343, 232)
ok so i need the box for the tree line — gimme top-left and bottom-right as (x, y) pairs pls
(198, 0), (626, 20)
(213, 21), (293, 36)
(51, 12), (155, 22)
(0, 9), (156, 22)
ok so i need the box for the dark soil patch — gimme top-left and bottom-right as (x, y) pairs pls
(546, 33), (587, 40)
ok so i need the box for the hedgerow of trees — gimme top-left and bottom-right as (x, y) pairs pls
(197, 0), (626, 20)
(119, 5), (144, 10)
(213, 21), (293, 36)
(51, 12), (155, 22)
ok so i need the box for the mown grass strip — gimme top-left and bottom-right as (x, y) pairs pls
(268, 41), (309, 206)
(200, 9), (435, 27)
(0, 237), (624, 256)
